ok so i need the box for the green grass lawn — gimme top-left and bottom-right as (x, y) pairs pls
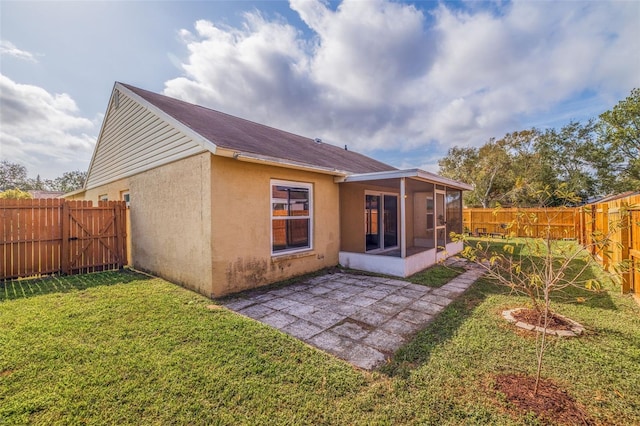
(2, 259), (639, 425)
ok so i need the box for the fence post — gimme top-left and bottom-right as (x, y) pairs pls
(590, 205), (597, 256)
(620, 206), (631, 293)
(113, 202), (125, 269)
(61, 201), (70, 275)
(602, 204), (610, 269)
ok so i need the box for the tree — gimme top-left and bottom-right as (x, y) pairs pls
(592, 88), (640, 193)
(533, 121), (598, 205)
(454, 185), (620, 396)
(51, 170), (86, 192)
(0, 161), (85, 192)
(438, 139), (514, 208)
(0, 160), (28, 191)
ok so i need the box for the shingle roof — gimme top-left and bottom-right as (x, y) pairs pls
(120, 83), (396, 174)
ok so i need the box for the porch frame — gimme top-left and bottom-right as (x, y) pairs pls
(336, 169), (472, 277)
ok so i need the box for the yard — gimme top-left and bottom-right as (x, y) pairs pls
(1, 250), (639, 425)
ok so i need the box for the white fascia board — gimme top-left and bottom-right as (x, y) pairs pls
(115, 83), (219, 155)
(215, 148), (351, 177)
(335, 168), (473, 191)
(83, 83), (120, 191)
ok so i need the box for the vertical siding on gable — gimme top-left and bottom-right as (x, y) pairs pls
(85, 91), (205, 189)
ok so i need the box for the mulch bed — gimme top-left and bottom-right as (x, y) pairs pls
(495, 374), (592, 425)
(512, 308), (574, 331)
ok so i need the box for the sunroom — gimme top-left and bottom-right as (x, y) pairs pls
(336, 169), (473, 277)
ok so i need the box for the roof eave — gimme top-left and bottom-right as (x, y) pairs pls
(215, 148), (351, 177)
(335, 168), (473, 191)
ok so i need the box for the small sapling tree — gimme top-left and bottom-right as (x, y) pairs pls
(453, 185), (626, 395)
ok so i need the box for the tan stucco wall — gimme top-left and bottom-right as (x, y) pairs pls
(209, 156), (340, 297)
(130, 153), (212, 295)
(339, 183), (365, 253)
(76, 153), (213, 295)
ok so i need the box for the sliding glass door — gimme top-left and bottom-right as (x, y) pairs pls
(365, 193), (398, 252)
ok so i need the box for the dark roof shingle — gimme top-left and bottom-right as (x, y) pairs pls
(121, 83), (396, 174)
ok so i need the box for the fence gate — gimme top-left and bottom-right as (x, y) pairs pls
(62, 201), (126, 275)
(1, 199), (127, 280)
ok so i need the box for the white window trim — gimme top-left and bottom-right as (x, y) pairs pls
(120, 190), (130, 208)
(270, 179), (313, 256)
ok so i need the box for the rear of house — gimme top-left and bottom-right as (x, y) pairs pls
(68, 82), (470, 298)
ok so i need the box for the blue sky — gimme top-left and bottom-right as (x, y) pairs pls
(1, 0), (639, 179)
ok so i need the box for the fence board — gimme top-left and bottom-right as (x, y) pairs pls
(463, 207), (577, 239)
(1, 199), (126, 280)
(463, 193), (640, 294)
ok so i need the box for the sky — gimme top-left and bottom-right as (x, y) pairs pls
(0, 0), (639, 180)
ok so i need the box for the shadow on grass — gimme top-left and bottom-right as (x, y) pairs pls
(0, 269), (150, 302)
(380, 277), (502, 378)
(381, 254), (619, 378)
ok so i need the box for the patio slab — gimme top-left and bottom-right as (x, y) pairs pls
(222, 258), (484, 370)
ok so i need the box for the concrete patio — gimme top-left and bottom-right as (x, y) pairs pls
(222, 258), (485, 370)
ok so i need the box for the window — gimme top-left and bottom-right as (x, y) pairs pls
(98, 194), (108, 202)
(120, 190), (130, 208)
(271, 180), (312, 254)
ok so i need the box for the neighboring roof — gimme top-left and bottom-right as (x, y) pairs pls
(27, 190), (66, 199)
(336, 169), (473, 191)
(587, 191), (640, 205)
(119, 83), (396, 175)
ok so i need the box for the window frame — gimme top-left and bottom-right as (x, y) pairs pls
(120, 190), (130, 208)
(364, 190), (400, 253)
(270, 179), (313, 256)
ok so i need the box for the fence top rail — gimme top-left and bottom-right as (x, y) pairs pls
(0, 199), (126, 208)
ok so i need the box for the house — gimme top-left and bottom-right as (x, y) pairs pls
(28, 190), (66, 199)
(67, 82), (472, 298)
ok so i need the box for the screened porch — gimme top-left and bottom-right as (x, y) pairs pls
(336, 169), (472, 277)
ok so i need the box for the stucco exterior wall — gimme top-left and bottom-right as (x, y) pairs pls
(75, 153), (213, 295)
(130, 153), (212, 295)
(339, 183), (365, 253)
(209, 156), (340, 297)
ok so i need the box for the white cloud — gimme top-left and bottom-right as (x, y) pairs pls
(0, 40), (38, 62)
(164, 0), (639, 167)
(0, 74), (97, 178)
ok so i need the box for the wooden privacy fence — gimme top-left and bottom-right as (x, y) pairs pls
(1, 199), (127, 280)
(463, 207), (579, 239)
(463, 192), (640, 295)
(577, 193), (640, 295)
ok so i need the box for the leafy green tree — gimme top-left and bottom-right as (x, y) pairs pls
(438, 139), (514, 208)
(51, 170), (86, 192)
(592, 88), (640, 193)
(533, 121), (598, 205)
